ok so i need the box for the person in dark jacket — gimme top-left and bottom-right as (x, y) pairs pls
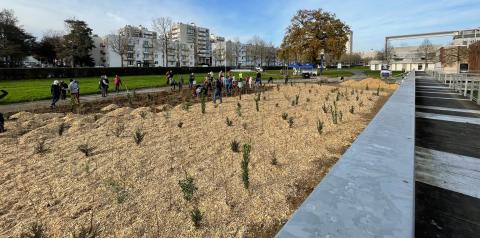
(60, 80), (68, 100)
(50, 80), (61, 109)
(100, 75), (109, 97)
(189, 73), (195, 88)
(0, 89), (7, 133)
(213, 78), (223, 104)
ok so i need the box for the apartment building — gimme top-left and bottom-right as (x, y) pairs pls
(104, 25), (163, 67)
(453, 28), (480, 46)
(166, 41), (195, 67)
(171, 23), (211, 66)
(91, 35), (107, 67)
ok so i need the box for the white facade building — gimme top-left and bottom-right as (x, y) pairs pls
(171, 23), (211, 66)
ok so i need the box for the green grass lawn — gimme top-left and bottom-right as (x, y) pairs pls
(0, 69), (358, 104)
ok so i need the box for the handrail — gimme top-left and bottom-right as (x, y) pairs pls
(428, 70), (480, 104)
(276, 71), (416, 238)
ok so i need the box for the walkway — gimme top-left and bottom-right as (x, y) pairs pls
(414, 71), (480, 237)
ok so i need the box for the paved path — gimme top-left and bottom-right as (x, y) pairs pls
(414, 72), (480, 237)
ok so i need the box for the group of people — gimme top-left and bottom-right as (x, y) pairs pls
(49, 74), (123, 109)
(50, 79), (80, 109)
(193, 70), (264, 104)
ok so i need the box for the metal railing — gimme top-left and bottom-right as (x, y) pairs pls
(429, 71), (480, 104)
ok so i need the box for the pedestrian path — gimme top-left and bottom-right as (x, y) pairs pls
(414, 71), (480, 238)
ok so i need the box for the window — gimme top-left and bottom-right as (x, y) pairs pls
(418, 64), (423, 70)
(460, 64), (468, 73)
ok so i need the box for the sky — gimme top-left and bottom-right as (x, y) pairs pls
(1, 0), (480, 52)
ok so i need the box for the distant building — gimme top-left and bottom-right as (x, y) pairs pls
(453, 28), (480, 47)
(104, 25), (163, 67)
(91, 35), (107, 67)
(370, 45), (441, 71)
(171, 22), (211, 66)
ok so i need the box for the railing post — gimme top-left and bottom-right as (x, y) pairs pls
(464, 77), (468, 97)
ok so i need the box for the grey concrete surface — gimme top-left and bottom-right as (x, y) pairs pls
(275, 72), (416, 238)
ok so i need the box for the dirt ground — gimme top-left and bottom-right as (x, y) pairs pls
(0, 79), (396, 237)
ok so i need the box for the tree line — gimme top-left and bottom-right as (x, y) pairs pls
(0, 9), (96, 67)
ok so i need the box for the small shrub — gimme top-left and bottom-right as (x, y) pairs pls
(236, 102), (242, 117)
(350, 106), (355, 114)
(139, 111), (147, 119)
(177, 121), (183, 128)
(287, 117), (294, 128)
(376, 87), (380, 96)
(231, 140), (240, 153)
(113, 123), (125, 137)
(276, 84), (280, 91)
(263, 96), (266, 101)
(275, 103), (279, 107)
(308, 89), (312, 93)
(242, 123), (247, 130)
(366, 84), (369, 91)
(201, 93), (206, 114)
(316, 120), (324, 134)
(72, 215), (100, 238)
(58, 123), (68, 136)
(325, 94), (329, 101)
(356, 95), (360, 101)
(178, 175), (198, 201)
(281, 112), (288, 120)
(331, 106), (338, 125)
(359, 101), (364, 107)
(322, 104), (328, 113)
(270, 151), (278, 165)
(20, 222), (47, 238)
(336, 92), (340, 101)
(34, 139), (48, 155)
(225, 117), (233, 127)
(133, 128), (146, 145)
(105, 179), (128, 204)
(295, 95), (299, 105)
(255, 97), (260, 112)
(191, 207), (203, 228)
(306, 98), (310, 102)
(241, 144), (251, 189)
(291, 100), (295, 106)
(78, 143), (95, 157)
(339, 111), (343, 122)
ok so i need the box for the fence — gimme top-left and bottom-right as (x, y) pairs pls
(430, 71), (480, 104)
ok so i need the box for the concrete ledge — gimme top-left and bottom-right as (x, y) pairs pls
(276, 72), (416, 238)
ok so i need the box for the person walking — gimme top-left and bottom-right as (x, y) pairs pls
(256, 71), (262, 86)
(60, 80), (68, 100)
(50, 80), (61, 109)
(189, 73), (195, 88)
(114, 75), (122, 93)
(0, 89), (7, 133)
(213, 77), (223, 104)
(69, 79), (80, 104)
(100, 75), (109, 97)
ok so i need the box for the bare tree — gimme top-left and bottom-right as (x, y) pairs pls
(152, 17), (173, 67)
(107, 30), (130, 67)
(417, 39), (436, 65)
(231, 38), (242, 68)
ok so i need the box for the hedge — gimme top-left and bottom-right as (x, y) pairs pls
(0, 66), (284, 80)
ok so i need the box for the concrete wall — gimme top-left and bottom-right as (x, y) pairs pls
(276, 72), (416, 238)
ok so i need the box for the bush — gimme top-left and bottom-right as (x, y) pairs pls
(317, 120), (324, 134)
(231, 140), (240, 153)
(34, 139), (48, 155)
(322, 104), (328, 113)
(201, 93), (206, 114)
(350, 106), (355, 114)
(225, 117), (233, 127)
(191, 207), (203, 228)
(242, 144), (251, 189)
(270, 151), (278, 165)
(295, 95), (299, 105)
(20, 222), (48, 238)
(72, 214), (100, 238)
(113, 122), (125, 137)
(281, 112), (288, 120)
(78, 143), (95, 157)
(236, 102), (242, 117)
(254, 97), (260, 112)
(58, 123), (68, 136)
(133, 128), (146, 145)
(177, 121), (183, 128)
(178, 175), (197, 201)
(288, 117), (294, 128)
